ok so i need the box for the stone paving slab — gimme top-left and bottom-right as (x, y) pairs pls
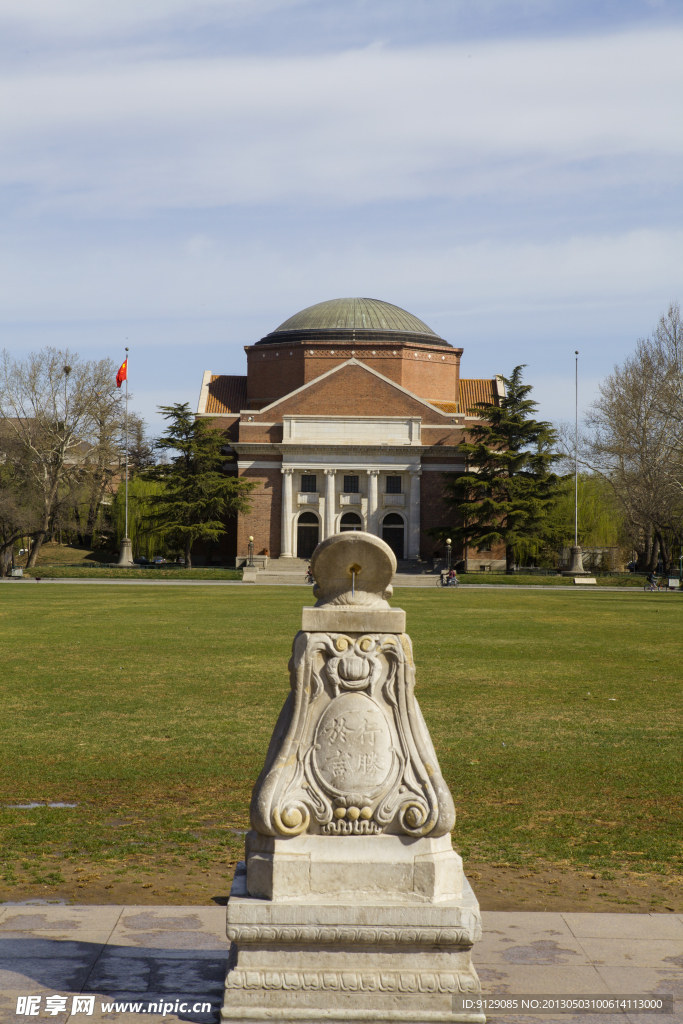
(0, 906), (680, 1022)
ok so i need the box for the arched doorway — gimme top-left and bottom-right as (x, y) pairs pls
(340, 512), (363, 532)
(382, 512), (405, 559)
(297, 511), (319, 558)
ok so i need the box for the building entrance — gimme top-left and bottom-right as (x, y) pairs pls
(340, 512), (363, 532)
(297, 511), (319, 558)
(382, 512), (405, 559)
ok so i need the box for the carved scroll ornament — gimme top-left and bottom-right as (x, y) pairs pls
(250, 629), (455, 839)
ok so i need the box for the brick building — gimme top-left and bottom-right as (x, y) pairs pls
(194, 297), (503, 567)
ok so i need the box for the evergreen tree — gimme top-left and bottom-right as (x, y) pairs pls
(442, 366), (562, 571)
(144, 403), (255, 568)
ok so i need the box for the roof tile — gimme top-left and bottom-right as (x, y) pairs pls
(205, 375), (247, 414)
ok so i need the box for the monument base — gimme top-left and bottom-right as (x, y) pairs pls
(562, 545), (588, 576)
(117, 537), (135, 566)
(245, 832), (463, 903)
(222, 862), (485, 1024)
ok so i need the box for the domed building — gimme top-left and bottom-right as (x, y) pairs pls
(196, 297), (504, 566)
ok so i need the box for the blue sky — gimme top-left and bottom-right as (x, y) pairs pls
(1, 0), (681, 430)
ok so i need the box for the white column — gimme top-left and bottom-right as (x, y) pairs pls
(280, 467), (294, 557)
(367, 470), (380, 535)
(407, 468), (422, 559)
(324, 469), (336, 539)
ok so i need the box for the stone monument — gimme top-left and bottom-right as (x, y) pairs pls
(562, 545), (588, 577)
(222, 532), (484, 1024)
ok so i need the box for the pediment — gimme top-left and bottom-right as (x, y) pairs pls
(250, 359), (451, 423)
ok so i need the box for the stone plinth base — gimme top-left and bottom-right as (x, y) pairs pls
(222, 863), (485, 1024)
(245, 832), (462, 903)
(117, 537), (135, 566)
(562, 546), (588, 576)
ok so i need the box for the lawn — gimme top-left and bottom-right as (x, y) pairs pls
(0, 585), (681, 905)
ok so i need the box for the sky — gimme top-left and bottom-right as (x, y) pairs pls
(1, 0), (682, 432)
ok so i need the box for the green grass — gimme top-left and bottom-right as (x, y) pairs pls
(459, 572), (648, 587)
(22, 566), (241, 580)
(0, 586), (681, 886)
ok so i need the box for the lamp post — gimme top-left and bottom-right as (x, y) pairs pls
(248, 535), (255, 568)
(446, 538), (452, 572)
(563, 350), (587, 576)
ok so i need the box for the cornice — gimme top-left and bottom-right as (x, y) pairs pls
(232, 442), (464, 457)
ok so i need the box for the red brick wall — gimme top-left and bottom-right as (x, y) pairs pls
(420, 469), (463, 561)
(236, 467), (283, 558)
(245, 342), (461, 407)
(252, 363), (448, 421)
(237, 423), (284, 443)
(246, 347), (304, 404)
(400, 352), (459, 403)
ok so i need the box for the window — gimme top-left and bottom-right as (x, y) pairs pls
(301, 475), (317, 492)
(386, 476), (402, 493)
(340, 512), (363, 532)
(343, 475), (359, 493)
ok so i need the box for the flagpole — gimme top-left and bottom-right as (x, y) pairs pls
(563, 349), (586, 576)
(125, 346), (129, 541)
(117, 347), (133, 566)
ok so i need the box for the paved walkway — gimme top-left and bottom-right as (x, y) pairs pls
(1, 905), (680, 1022)
(1, 577), (658, 593)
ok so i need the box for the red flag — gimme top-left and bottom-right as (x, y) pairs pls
(116, 358), (127, 388)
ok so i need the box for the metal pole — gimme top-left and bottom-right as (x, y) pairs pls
(125, 347), (129, 540)
(574, 351), (579, 548)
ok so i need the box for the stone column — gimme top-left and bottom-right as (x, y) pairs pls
(367, 470), (380, 535)
(280, 468), (294, 558)
(324, 469), (336, 539)
(407, 468), (422, 559)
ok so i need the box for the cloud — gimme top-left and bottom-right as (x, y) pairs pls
(1, 226), (680, 323)
(1, 28), (681, 213)
(0, 0), (301, 40)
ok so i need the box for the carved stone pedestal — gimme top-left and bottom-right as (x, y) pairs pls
(562, 545), (588, 576)
(222, 862), (484, 1023)
(222, 533), (484, 1024)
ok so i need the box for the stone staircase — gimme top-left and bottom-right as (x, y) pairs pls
(254, 558), (442, 588)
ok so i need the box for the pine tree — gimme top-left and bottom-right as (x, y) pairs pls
(442, 366), (562, 571)
(144, 403), (255, 568)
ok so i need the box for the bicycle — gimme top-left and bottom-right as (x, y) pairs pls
(643, 578), (666, 591)
(436, 573), (460, 587)
(304, 571), (314, 585)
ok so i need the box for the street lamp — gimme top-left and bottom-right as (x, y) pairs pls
(248, 535), (255, 568)
(446, 538), (452, 572)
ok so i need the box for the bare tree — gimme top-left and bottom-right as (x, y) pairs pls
(576, 308), (683, 572)
(648, 302), (683, 488)
(0, 349), (122, 566)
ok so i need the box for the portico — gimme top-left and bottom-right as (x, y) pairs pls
(275, 452), (422, 560)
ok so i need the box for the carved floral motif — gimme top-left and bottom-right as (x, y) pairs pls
(226, 968), (481, 993)
(226, 924), (481, 946)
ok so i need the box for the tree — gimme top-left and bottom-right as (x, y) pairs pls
(580, 320), (683, 573)
(143, 403), (255, 567)
(0, 348), (122, 566)
(537, 472), (628, 569)
(0, 453), (41, 576)
(127, 414), (156, 474)
(439, 366), (562, 571)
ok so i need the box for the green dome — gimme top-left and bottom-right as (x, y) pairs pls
(272, 297), (437, 337)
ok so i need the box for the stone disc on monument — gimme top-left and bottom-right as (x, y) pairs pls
(222, 531), (485, 1024)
